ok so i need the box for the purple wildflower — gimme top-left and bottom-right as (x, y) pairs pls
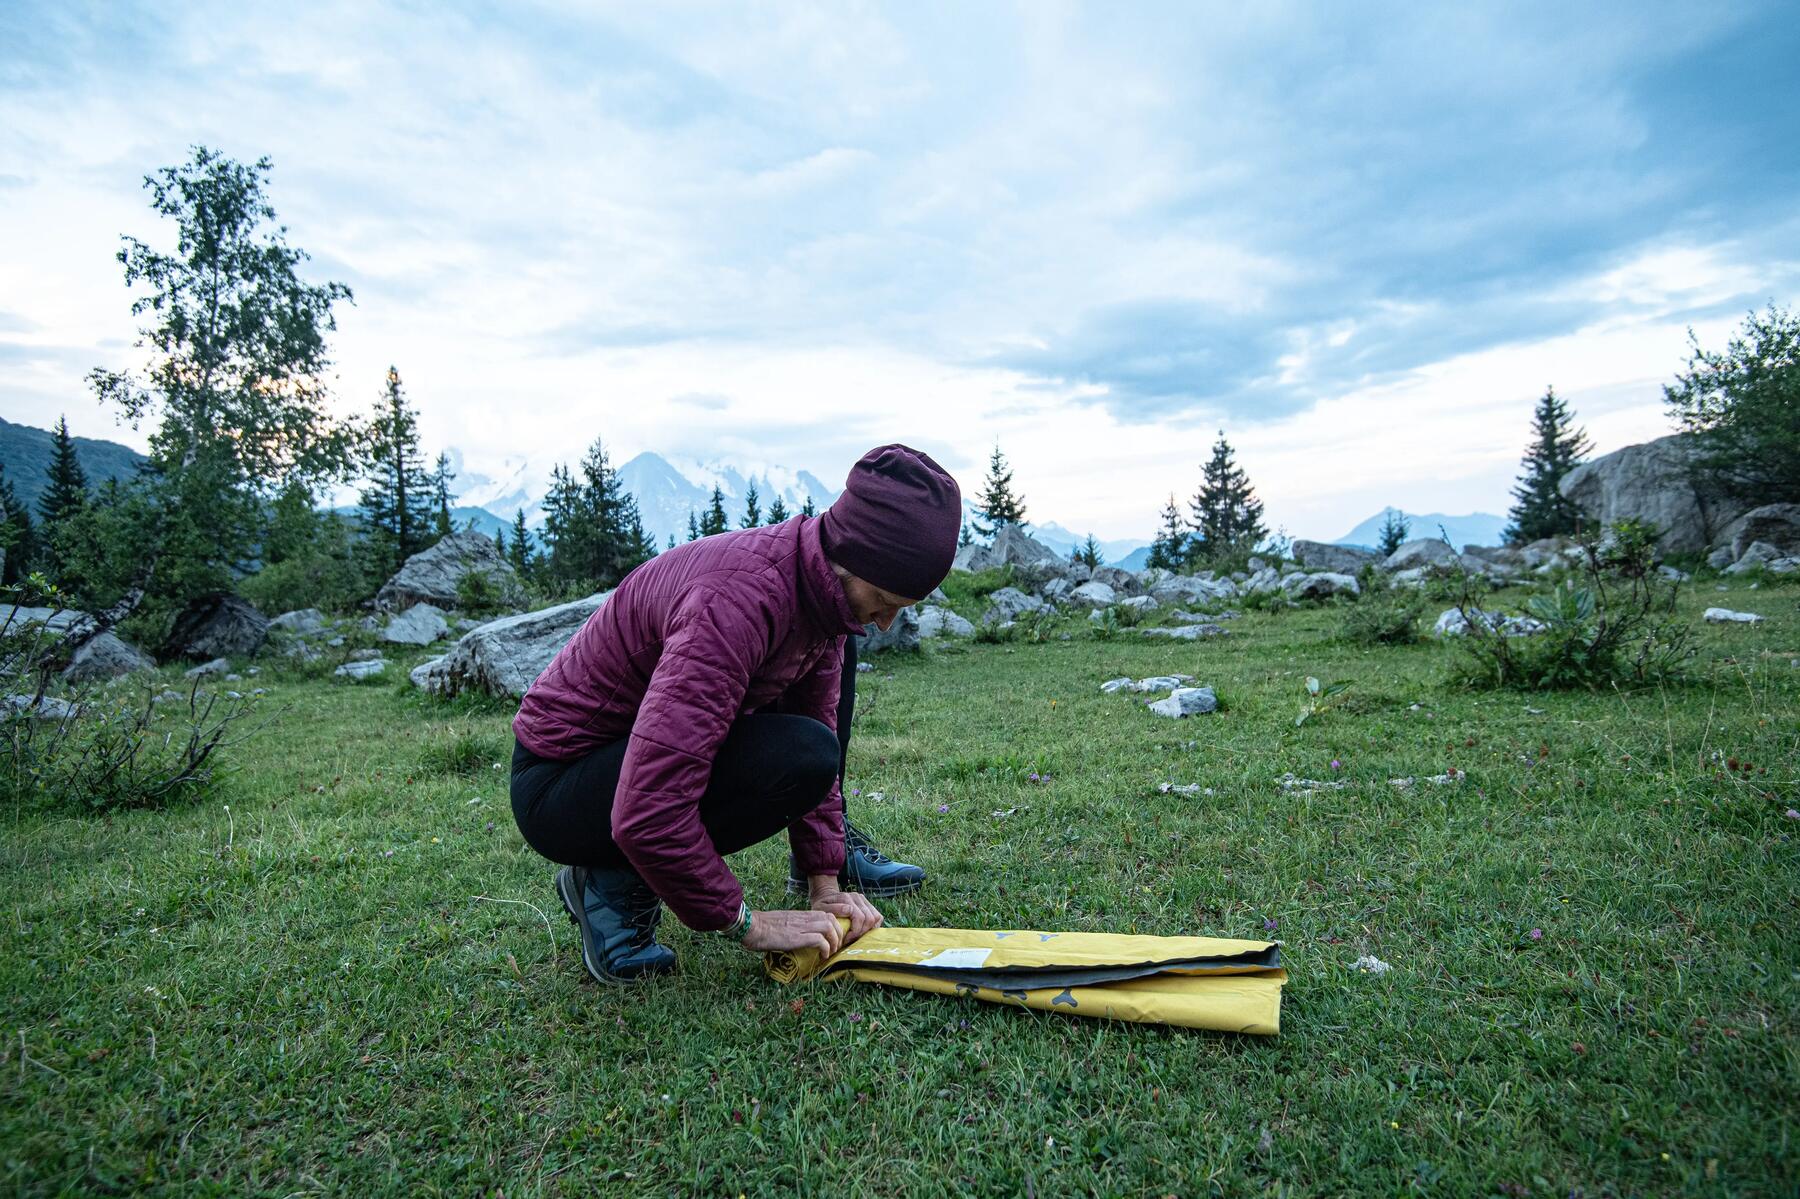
(1330, 759), (1342, 772)
(936, 803), (949, 814)
(1528, 928), (1543, 941)
(1786, 809), (1800, 820)
(1263, 917), (1279, 931)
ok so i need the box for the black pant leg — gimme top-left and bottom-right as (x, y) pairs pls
(511, 714), (840, 869)
(837, 634), (858, 791)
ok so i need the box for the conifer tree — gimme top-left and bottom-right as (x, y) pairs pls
(740, 481), (761, 529)
(1146, 494), (1188, 571)
(0, 462), (35, 584)
(973, 442), (1026, 536)
(686, 511), (701, 542)
(1504, 388), (1592, 544)
(38, 415), (89, 527)
(800, 495), (817, 518)
(1376, 509), (1410, 556)
(508, 510), (533, 579)
(766, 496), (789, 524)
(541, 438), (653, 587)
(1074, 533), (1103, 570)
(1187, 433), (1266, 564)
(700, 486), (729, 537)
(431, 451), (456, 539)
(359, 366), (435, 578)
(493, 524), (506, 558)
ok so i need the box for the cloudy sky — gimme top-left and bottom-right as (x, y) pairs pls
(2, 1), (1796, 540)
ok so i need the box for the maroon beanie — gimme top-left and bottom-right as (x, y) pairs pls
(819, 444), (963, 600)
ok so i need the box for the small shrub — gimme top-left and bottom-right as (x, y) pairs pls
(1295, 676), (1353, 727)
(417, 724), (511, 775)
(455, 569), (507, 617)
(1341, 570), (1426, 645)
(1447, 521), (1694, 689)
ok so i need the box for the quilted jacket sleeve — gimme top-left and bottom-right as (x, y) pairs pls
(610, 585), (772, 930)
(774, 638), (847, 878)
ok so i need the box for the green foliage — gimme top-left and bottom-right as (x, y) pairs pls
(85, 147), (359, 614)
(1448, 521), (1693, 690)
(740, 481), (761, 529)
(357, 366), (435, 578)
(1294, 675), (1353, 726)
(507, 510), (534, 579)
(0, 461), (35, 585)
(540, 438), (655, 590)
(431, 451), (455, 540)
(1665, 303), (1800, 504)
(972, 442), (1026, 536)
(415, 723), (510, 776)
(1375, 508), (1410, 557)
(1340, 570), (1426, 645)
(1504, 387), (1592, 544)
(37, 415), (89, 530)
(765, 496), (789, 524)
(937, 564), (1014, 605)
(239, 510), (369, 616)
(1146, 494), (1189, 570)
(41, 476), (163, 617)
(1073, 533), (1103, 570)
(1186, 431), (1266, 566)
(699, 486), (729, 537)
(454, 567), (506, 617)
(799, 494), (816, 518)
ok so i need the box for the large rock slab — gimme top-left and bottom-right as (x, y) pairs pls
(916, 606), (975, 639)
(0, 606), (89, 636)
(1383, 539), (1460, 572)
(375, 531), (524, 612)
(1728, 504), (1800, 560)
(1558, 433), (1746, 555)
(954, 525), (1062, 574)
(1067, 581), (1118, 609)
(383, 602), (451, 646)
(163, 593), (269, 661)
(861, 608), (922, 654)
(1703, 607), (1763, 624)
(1141, 624), (1228, 640)
(1282, 572), (1361, 601)
(269, 608), (328, 634)
(1293, 540), (1378, 574)
(983, 587), (1045, 621)
(1147, 686), (1219, 718)
(1149, 574), (1237, 607)
(63, 632), (157, 683)
(421, 592), (611, 699)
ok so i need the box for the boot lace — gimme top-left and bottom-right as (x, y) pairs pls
(844, 819), (893, 865)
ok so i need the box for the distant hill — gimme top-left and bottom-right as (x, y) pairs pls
(1335, 508), (1507, 551)
(1026, 521), (1150, 567)
(0, 415), (146, 511)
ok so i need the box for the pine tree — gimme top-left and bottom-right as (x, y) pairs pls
(431, 452), (456, 540)
(1187, 432), (1266, 564)
(0, 461), (36, 584)
(1504, 388), (1592, 544)
(38, 415), (90, 528)
(740, 481), (762, 529)
(686, 511), (701, 542)
(958, 520), (973, 548)
(493, 524), (506, 558)
(973, 442), (1027, 536)
(541, 438), (653, 588)
(1376, 509), (1411, 556)
(1074, 533), (1103, 570)
(359, 366), (435, 577)
(766, 496), (789, 524)
(800, 495), (817, 518)
(699, 486), (729, 537)
(508, 510), (533, 579)
(1146, 494), (1188, 571)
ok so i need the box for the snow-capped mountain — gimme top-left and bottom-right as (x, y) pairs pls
(1335, 508), (1507, 551)
(615, 452), (840, 546)
(1025, 521), (1151, 567)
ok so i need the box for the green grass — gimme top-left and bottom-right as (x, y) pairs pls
(3, 579), (1797, 1196)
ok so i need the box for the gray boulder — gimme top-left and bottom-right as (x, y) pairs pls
(421, 592), (611, 699)
(1433, 608), (1546, 637)
(63, 633), (156, 683)
(1243, 567), (1283, 594)
(1383, 539), (1460, 572)
(383, 602), (451, 646)
(916, 606), (975, 639)
(1729, 504), (1800, 560)
(0, 606), (88, 636)
(1282, 572), (1361, 601)
(184, 657), (231, 680)
(164, 593), (269, 661)
(375, 531), (524, 612)
(1147, 686), (1219, 718)
(861, 608), (922, 654)
(410, 656), (449, 690)
(984, 587), (1045, 621)
(1558, 433), (1747, 554)
(1723, 542), (1782, 574)
(334, 659), (388, 679)
(1706, 546), (1737, 570)
(3, 694), (79, 721)
(269, 608), (327, 634)
(1088, 566), (1144, 597)
(955, 526), (1062, 574)
(1292, 540), (1378, 574)
(1141, 624), (1228, 640)
(1703, 607), (1763, 624)
(1040, 577), (1076, 605)
(1067, 581), (1118, 609)
(1117, 595), (1159, 614)
(1149, 574), (1237, 607)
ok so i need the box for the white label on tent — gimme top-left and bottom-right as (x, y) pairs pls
(916, 948), (993, 969)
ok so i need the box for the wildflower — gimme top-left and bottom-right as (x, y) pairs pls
(848, 1011), (863, 1023)
(1785, 809), (1799, 820)
(431, 837), (441, 844)
(1329, 759), (1342, 772)
(484, 821), (495, 831)
(937, 803), (949, 813)
(382, 850), (394, 858)
(1263, 917), (1279, 931)
(1528, 928), (1543, 941)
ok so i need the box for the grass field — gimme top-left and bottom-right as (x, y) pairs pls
(2, 575), (1796, 1196)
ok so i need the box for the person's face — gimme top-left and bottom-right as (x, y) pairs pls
(840, 573), (920, 631)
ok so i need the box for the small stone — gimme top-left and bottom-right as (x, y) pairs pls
(334, 659), (387, 679)
(1703, 607), (1764, 624)
(1147, 686), (1218, 718)
(184, 658), (230, 680)
(1351, 954), (1392, 975)
(1141, 623), (1229, 640)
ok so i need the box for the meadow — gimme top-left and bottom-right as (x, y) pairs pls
(2, 576), (1795, 1196)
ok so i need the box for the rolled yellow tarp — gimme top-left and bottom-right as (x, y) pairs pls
(764, 924), (1284, 1035)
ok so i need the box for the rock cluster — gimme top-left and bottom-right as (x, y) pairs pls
(375, 531), (524, 613)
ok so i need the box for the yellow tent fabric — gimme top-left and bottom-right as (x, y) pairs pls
(764, 924), (1285, 1035)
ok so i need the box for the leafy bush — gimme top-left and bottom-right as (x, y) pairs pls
(1446, 521), (1693, 689)
(1341, 570), (1426, 645)
(3, 578), (263, 811)
(455, 568), (507, 617)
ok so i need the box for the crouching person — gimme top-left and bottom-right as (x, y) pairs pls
(510, 445), (961, 982)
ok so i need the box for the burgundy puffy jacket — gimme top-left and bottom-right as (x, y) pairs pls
(512, 516), (863, 929)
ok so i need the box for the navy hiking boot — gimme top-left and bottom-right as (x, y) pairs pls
(555, 865), (677, 984)
(786, 820), (926, 898)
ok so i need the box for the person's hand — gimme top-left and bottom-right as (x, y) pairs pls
(809, 886), (883, 945)
(740, 909), (846, 957)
